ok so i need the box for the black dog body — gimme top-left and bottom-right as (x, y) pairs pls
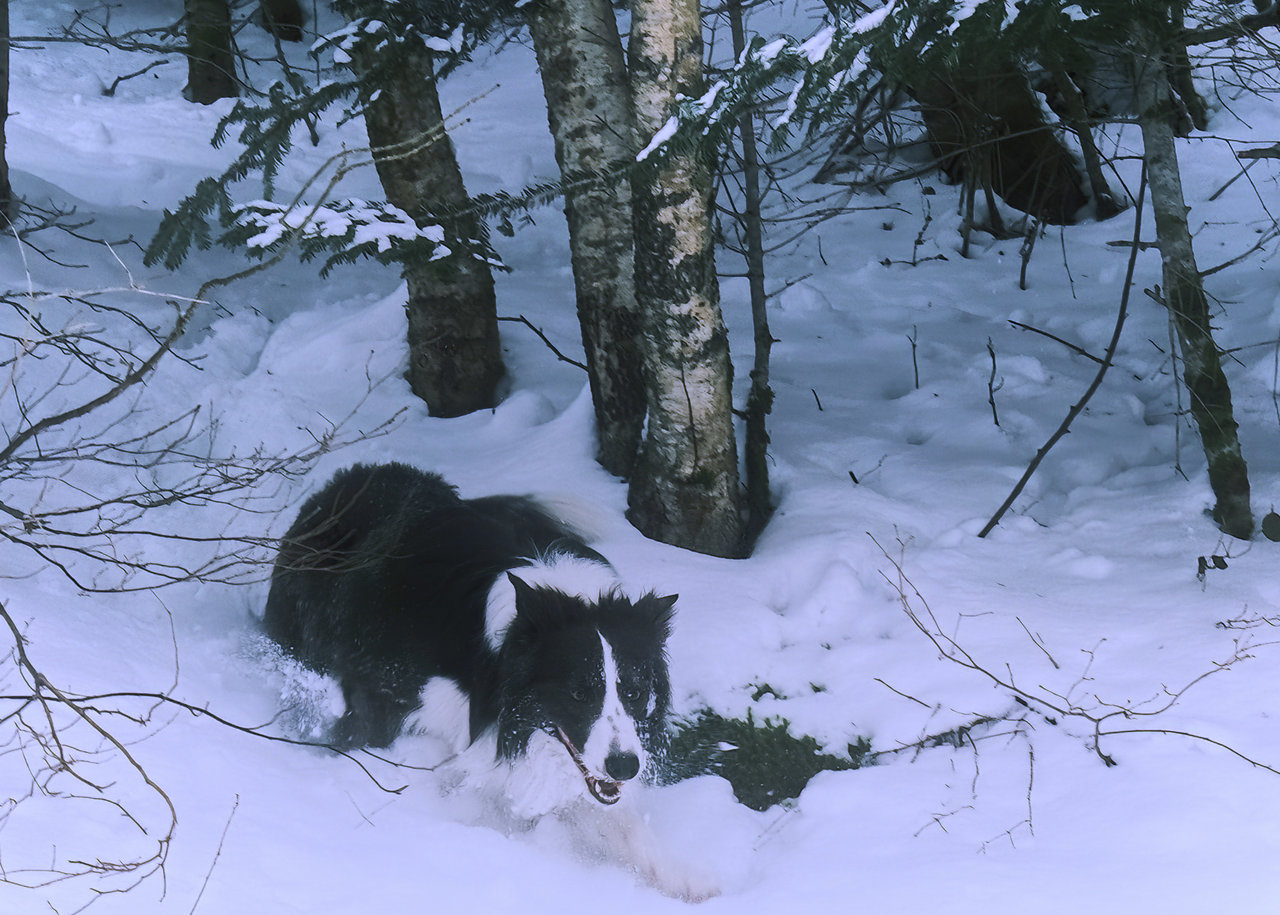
(263, 462), (674, 801)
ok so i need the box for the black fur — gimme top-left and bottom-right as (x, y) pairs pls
(496, 578), (674, 765)
(263, 462), (674, 759)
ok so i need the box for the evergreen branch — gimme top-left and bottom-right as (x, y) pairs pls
(1183, 5), (1280, 46)
(464, 157), (638, 223)
(145, 2), (513, 275)
(637, 1), (1152, 168)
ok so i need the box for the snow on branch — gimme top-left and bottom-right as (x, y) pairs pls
(634, 0), (1133, 162)
(229, 198), (449, 271)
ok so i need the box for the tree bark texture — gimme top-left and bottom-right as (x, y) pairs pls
(0, 0), (14, 224)
(1046, 66), (1125, 220)
(730, 0), (773, 545)
(1132, 18), (1253, 539)
(527, 0), (646, 478)
(362, 43), (504, 417)
(259, 0), (304, 42)
(184, 0), (238, 104)
(626, 0), (744, 557)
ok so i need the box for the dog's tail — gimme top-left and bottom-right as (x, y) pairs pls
(532, 490), (629, 544)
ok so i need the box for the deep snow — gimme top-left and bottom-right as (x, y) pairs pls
(2, 2), (1279, 913)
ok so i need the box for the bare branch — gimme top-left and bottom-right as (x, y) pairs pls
(978, 165), (1148, 538)
(873, 535), (1280, 775)
(0, 598), (175, 894)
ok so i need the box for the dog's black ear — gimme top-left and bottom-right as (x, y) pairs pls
(507, 572), (537, 609)
(643, 592), (677, 641)
(507, 572), (557, 630)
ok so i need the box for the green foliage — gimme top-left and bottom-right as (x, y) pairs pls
(653, 1), (1175, 161)
(214, 77), (357, 196)
(327, 0), (520, 79)
(664, 708), (872, 810)
(146, 1), (519, 275)
(145, 78), (355, 271)
(145, 176), (228, 272)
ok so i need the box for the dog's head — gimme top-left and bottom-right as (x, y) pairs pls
(497, 575), (676, 804)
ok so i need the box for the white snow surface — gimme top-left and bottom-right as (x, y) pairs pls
(2, 2), (1280, 913)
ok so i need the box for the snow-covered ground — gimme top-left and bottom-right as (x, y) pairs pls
(2, 3), (1279, 913)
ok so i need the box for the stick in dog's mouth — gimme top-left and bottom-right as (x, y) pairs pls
(554, 727), (622, 805)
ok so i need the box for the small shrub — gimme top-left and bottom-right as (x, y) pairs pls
(662, 709), (872, 810)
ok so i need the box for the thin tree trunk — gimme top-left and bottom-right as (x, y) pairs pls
(1166, 19), (1208, 134)
(527, 0), (646, 477)
(626, 0), (744, 557)
(1047, 66), (1125, 219)
(0, 0), (14, 225)
(1132, 16), (1253, 539)
(184, 0), (238, 104)
(362, 44), (504, 417)
(730, 0), (773, 544)
(259, 0), (304, 42)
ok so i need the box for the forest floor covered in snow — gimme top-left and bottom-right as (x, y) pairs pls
(2, 2), (1279, 912)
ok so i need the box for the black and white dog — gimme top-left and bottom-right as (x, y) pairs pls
(262, 462), (676, 809)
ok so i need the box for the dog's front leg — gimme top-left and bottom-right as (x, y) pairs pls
(572, 799), (722, 902)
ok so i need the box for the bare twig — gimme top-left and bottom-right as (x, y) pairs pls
(496, 315), (587, 371)
(1007, 320), (1105, 364)
(985, 338), (1001, 428)
(979, 165), (1148, 538)
(189, 796), (239, 914)
(0, 598), (176, 894)
(873, 535), (1280, 775)
(104, 59), (169, 97)
(1016, 616), (1060, 670)
(907, 325), (919, 389)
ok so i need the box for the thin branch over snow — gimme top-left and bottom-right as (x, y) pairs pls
(873, 536), (1280, 775)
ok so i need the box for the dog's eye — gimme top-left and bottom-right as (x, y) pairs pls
(569, 687), (587, 702)
(620, 684), (644, 703)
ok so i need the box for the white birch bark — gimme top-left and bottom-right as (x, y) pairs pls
(527, 0), (646, 477)
(626, 0), (743, 556)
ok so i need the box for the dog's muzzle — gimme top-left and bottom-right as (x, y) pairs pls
(554, 727), (623, 805)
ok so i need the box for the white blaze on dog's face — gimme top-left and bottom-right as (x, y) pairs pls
(492, 566), (675, 806)
(580, 632), (646, 784)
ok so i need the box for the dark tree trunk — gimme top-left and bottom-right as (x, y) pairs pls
(0, 0), (14, 225)
(1046, 66), (1126, 220)
(730, 0), (773, 544)
(1133, 13), (1253, 539)
(259, 0), (304, 42)
(363, 44), (504, 417)
(527, 0), (646, 477)
(184, 0), (238, 104)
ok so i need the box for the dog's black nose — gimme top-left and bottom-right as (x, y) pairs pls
(605, 750), (640, 781)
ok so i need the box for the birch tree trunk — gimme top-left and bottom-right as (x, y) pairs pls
(527, 0), (646, 477)
(1132, 14), (1253, 539)
(183, 0), (238, 104)
(626, 0), (744, 557)
(362, 43), (504, 417)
